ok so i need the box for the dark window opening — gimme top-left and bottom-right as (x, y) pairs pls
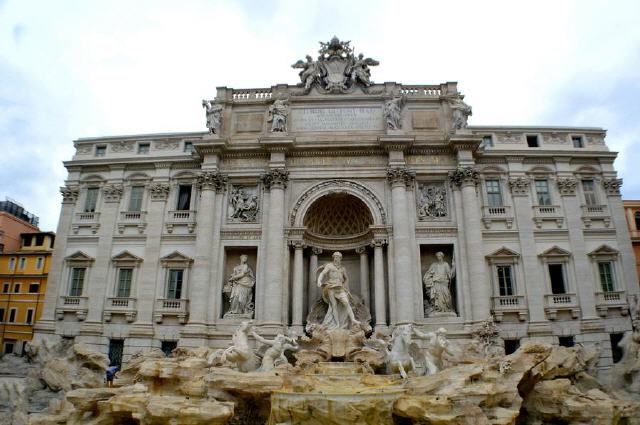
(35, 234), (44, 246)
(548, 264), (566, 294)
(29, 283), (39, 293)
(572, 136), (584, 148)
(176, 185), (192, 211)
(184, 142), (194, 153)
(108, 339), (124, 368)
(482, 135), (493, 148)
(95, 146), (106, 156)
(8, 309), (16, 323)
(0, 308), (5, 322)
(610, 333), (624, 363)
(526, 135), (539, 147)
(635, 211), (640, 231)
(504, 339), (520, 355)
(4, 341), (15, 354)
(25, 309), (34, 324)
(496, 265), (514, 296)
(558, 336), (575, 347)
(161, 340), (178, 356)
(137, 143), (150, 154)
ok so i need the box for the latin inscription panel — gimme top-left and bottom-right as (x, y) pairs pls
(291, 107), (383, 132)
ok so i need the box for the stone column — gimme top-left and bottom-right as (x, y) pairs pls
(37, 186), (80, 327)
(556, 176), (598, 319)
(85, 182), (124, 325)
(508, 176), (547, 323)
(372, 239), (387, 328)
(291, 240), (305, 330)
(260, 168), (289, 327)
(449, 167), (491, 321)
(134, 182), (170, 330)
(356, 246), (370, 308)
(387, 167), (416, 324)
(188, 172), (227, 329)
(308, 247), (322, 311)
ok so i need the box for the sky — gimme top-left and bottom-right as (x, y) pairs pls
(1, 0), (639, 231)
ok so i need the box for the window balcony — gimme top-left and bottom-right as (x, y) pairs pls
(544, 293), (580, 320)
(165, 210), (197, 233)
(532, 205), (564, 229)
(103, 297), (137, 322)
(117, 211), (147, 234)
(580, 204), (611, 228)
(491, 295), (528, 322)
(154, 298), (189, 324)
(56, 296), (89, 320)
(72, 212), (100, 234)
(481, 205), (514, 229)
(595, 291), (628, 318)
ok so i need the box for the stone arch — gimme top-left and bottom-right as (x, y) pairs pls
(289, 180), (386, 227)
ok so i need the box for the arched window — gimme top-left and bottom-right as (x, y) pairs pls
(635, 211), (640, 230)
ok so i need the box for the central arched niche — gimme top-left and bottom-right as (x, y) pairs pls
(303, 193), (374, 244)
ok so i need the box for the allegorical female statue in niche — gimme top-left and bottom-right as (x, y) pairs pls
(223, 255), (255, 317)
(423, 252), (455, 314)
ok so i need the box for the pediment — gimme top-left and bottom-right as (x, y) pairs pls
(486, 247), (520, 258)
(588, 245), (619, 257)
(64, 251), (95, 262)
(539, 246), (572, 257)
(160, 251), (193, 266)
(111, 250), (143, 263)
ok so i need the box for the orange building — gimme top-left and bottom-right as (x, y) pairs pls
(623, 200), (640, 287)
(0, 198), (40, 253)
(0, 232), (54, 354)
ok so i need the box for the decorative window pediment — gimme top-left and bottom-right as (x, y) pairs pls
(160, 251), (194, 268)
(64, 251), (95, 266)
(486, 247), (520, 264)
(587, 245), (619, 260)
(111, 250), (143, 265)
(539, 246), (571, 259)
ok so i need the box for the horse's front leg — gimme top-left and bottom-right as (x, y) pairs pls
(397, 361), (407, 379)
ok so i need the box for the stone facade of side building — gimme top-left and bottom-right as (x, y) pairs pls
(33, 38), (638, 380)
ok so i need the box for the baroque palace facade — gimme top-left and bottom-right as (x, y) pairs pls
(34, 38), (637, 375)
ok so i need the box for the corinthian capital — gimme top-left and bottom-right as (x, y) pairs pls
(386, 167), (415, 187)
(60, 186), (79, 203)
(102, 184), (124, 202)
(260, 168), (289, 190)
(602, 178), (623, 196)
(448, 166), (479, 187)
(197, 171), (228, 192)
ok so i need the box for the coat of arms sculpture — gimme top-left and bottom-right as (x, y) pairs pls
(292, 36), (379, 94)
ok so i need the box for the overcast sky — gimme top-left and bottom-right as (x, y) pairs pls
(1, 0), (639, 231)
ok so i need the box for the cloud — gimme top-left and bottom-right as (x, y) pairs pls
(0, 0), (639, 231)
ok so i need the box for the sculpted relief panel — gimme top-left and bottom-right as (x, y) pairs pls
(228, 185), (260, 223)
(417, 182), (448, 220)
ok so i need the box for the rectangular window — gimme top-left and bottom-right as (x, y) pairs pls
(526, 135), (539, 147)
(167, 269), (183, 299)
(598, 261), (615, 292)
(95, 145), (106, 156)
(184, 141), (194, 153)
(84, 188), (99, 212)
(504, 339), (520, 355)
(176, 185), (192, 211)
(138, 143), (150, 154)
(36, 257), (43, 270)
(18, 258), (26, 270)
(161, 340), (178, 356)
(548, 263), (566, 294)
(128, 186), (144, 211)
(108, 339), (124, 368)
(0, 308), (4, 322)
(572, 136), (584, 148)
(558, 336), (575, 347)
(8, 308), (16, 323)
(29, 283), (39, 293)
(35, 234), (44, 246)
(8, 258), (15, 271)
(610, 333), (624, 363)
(69, 267), (86, 296)
(116, 268), (133, 298)
(535, 180), (552, 205)
(3, 341), (15, 355)
(25, 309), (34, 324)
(485, 179), (503, 207)
(496, 265), (515, 296)
(13, 283), (20, 293)
(2, 283), (8, 293)
(482, 135), (493, 148)
(582, 179), (597, 205)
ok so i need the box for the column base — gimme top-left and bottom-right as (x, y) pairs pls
(181, 323), (209, 339)
(129, 323), (155, 338)
(33, 319), (56, 334)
